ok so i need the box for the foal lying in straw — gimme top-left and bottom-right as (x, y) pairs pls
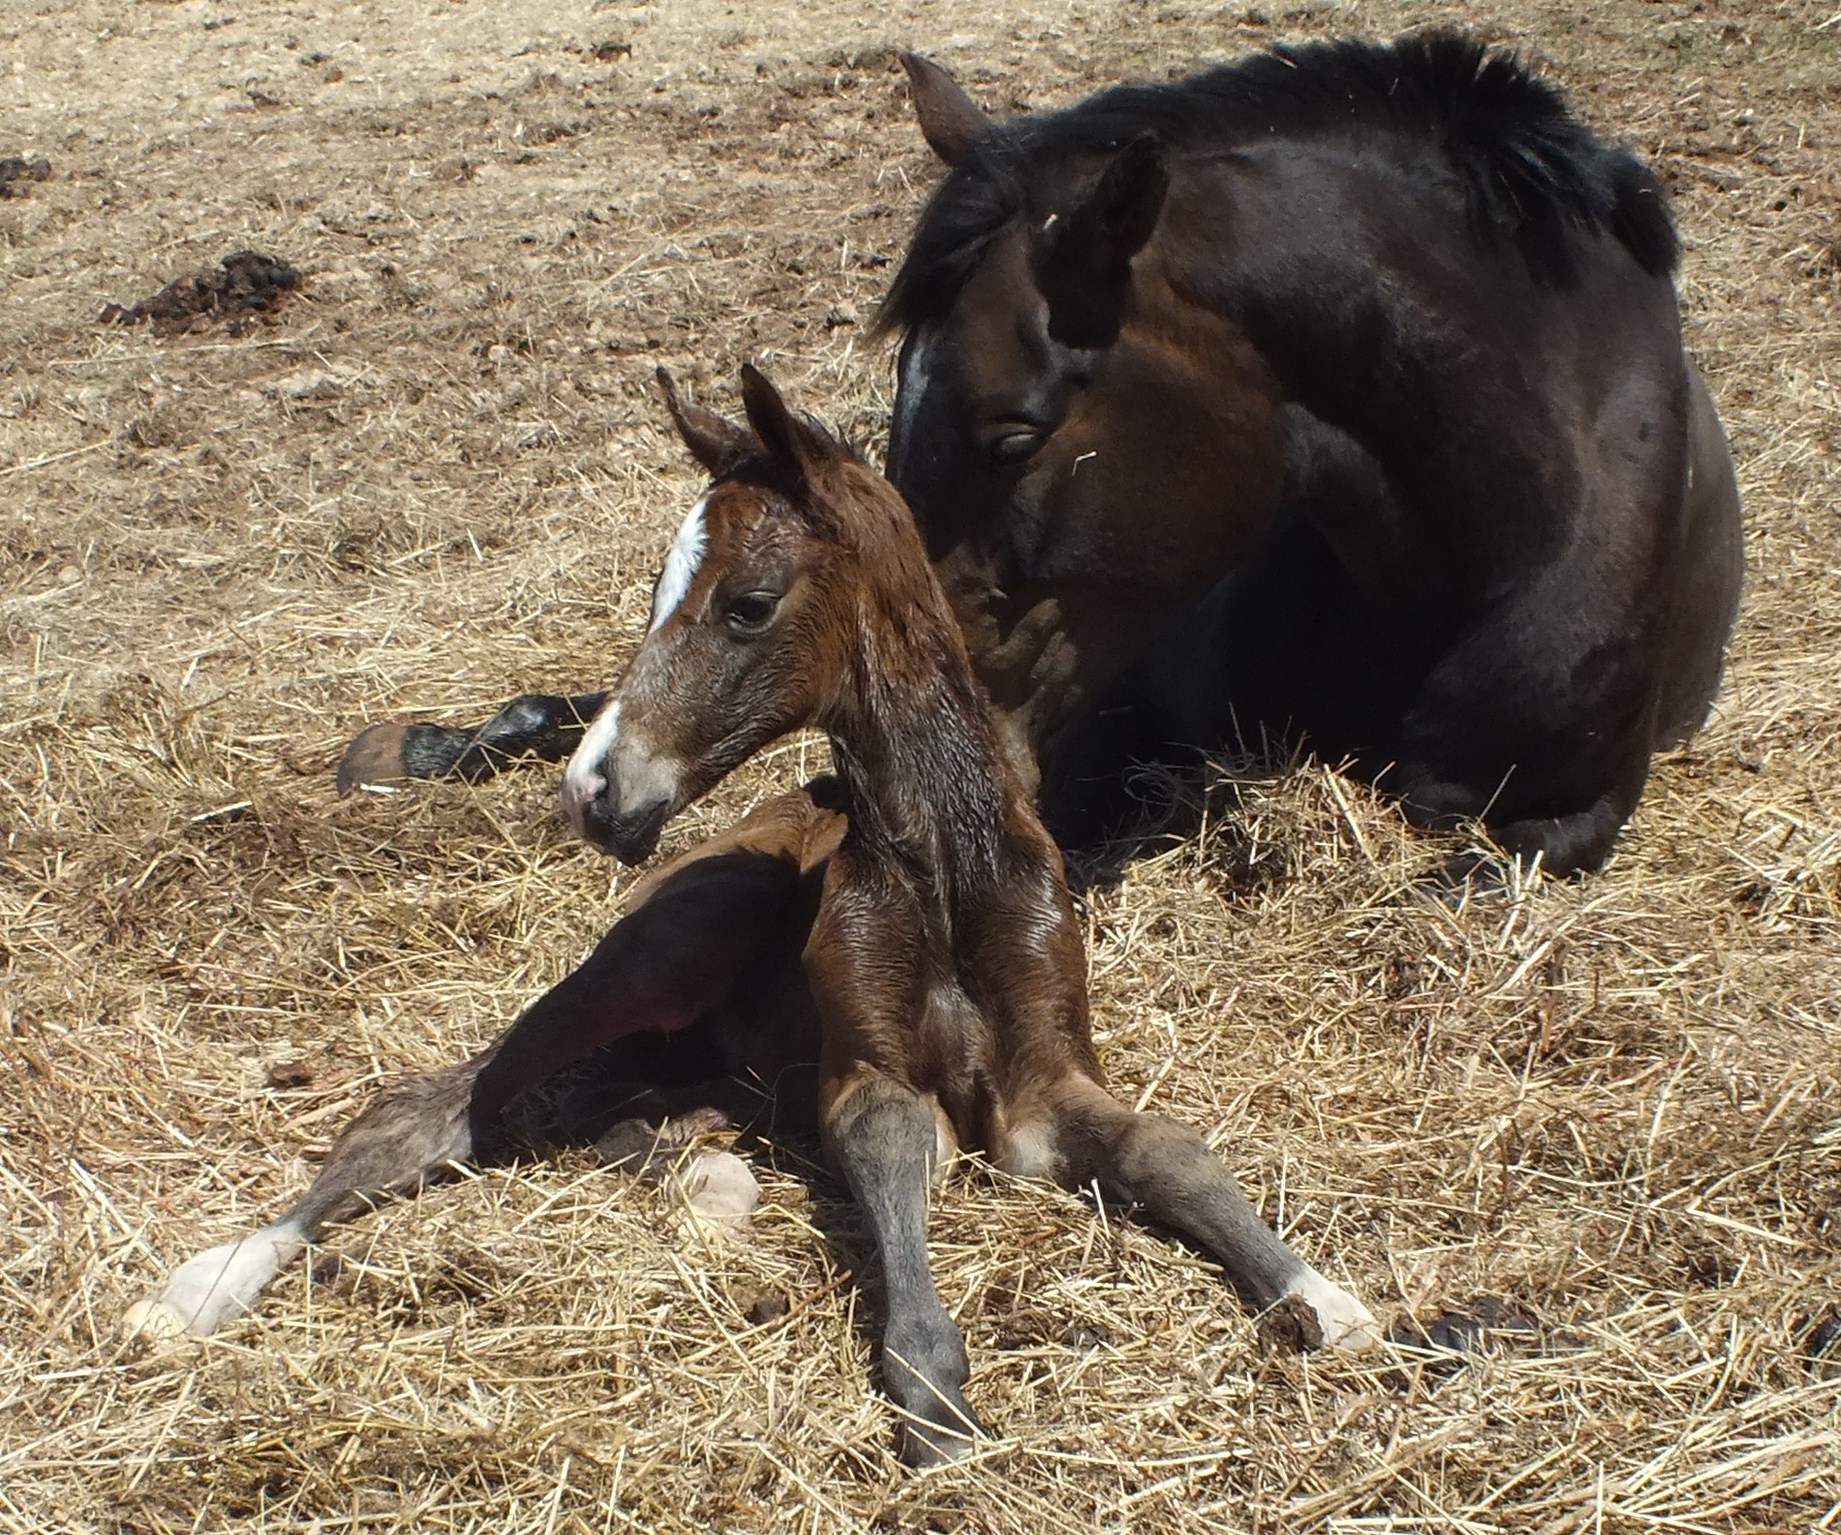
(563, 366), (1377, 1461)
(129, 366), (1375, 1467)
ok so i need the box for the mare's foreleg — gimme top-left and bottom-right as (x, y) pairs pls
(826, 1071), (983, 1467)
(1051, 1077), (1378, 1349)
(337, 691), (609, 793)
(125, 815), (825, 1340)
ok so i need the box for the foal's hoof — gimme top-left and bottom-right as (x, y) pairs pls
(120, 1295), (195, 1343)
(897, 1399), (986, 1469)
(120, 1224), (306, 1342)
(1278, 1266), (1382, 1352)
(670, 1150), (761, 1225)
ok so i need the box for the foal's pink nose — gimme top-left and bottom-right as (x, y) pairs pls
(560, 763), (606, 839)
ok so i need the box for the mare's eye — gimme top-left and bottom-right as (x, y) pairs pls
(985, 427), (1044, 468)
(724, 590), (780, 634)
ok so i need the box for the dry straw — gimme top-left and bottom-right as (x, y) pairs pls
(2, 1), (1836, 1531)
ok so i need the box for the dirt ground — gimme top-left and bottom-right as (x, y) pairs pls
(2, 1), (1838, 1531)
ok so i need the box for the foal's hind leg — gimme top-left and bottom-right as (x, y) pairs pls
(337, 691), (609, 792)
(123, 1055), (486, 1339)
(825, 1070), (983, 1467)
(1049, 1076), (1377, 1349)
(125, 796), (835, 1339)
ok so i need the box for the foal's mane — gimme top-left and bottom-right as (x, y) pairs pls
(877, 31), (1677, 335)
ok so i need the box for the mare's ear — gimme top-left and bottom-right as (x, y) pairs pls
(738, 364), (837, 489)
(657, 367), (753, 477)
(901, 53), (991, 168)
(1036, 133), (1170, 348)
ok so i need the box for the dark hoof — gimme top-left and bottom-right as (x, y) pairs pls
(336, 720), (473, 793)
(1419, 847), (1512, 907)
(897, 1398), (986, 1469)
(337, 722), (418, 794)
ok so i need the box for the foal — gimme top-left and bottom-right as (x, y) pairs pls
(565, 366), (1375, 1463)
(127, 366), (1375, 1468)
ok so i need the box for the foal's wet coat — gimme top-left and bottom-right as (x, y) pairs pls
(128, 369), (1375, 1467)
(560, 366), (1379, 1460)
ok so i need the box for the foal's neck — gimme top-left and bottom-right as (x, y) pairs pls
(821, 557), (1029, 890)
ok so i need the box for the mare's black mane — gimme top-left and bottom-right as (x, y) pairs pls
(878, 32), (1677, 335)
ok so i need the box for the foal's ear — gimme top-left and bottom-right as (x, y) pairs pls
(1036, 133), (1170, 348)
(657, 367), (752, 478)
(901, 53), (991, 168)
(738, 363), (837, 489)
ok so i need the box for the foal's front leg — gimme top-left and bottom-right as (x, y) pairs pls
(825, 1069), (983, 1467)
(1052, 1076), (1378, 1349)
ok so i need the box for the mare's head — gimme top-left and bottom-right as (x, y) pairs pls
(562, 367), (928, 863)
(883, 55), (1284, 772)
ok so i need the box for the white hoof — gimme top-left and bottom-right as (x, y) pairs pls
(1284, 1265), (1381, 1351)
(671, 1151), (760, 1225)
(122, 1220), (307, 1340)
(120, 1295), (193, 1342)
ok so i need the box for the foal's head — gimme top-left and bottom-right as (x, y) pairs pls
(562, 366), (929, 863)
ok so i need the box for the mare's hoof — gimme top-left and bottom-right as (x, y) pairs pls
(1421, 847), (1511, 907)
(336, 720), (480, 793)
(336, 721), (419, 794)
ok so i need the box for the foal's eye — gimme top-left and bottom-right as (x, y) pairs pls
(985, 427), (1044, 468)
(723, 591), (780, 633)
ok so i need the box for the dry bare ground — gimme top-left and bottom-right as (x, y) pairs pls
(3, 0), (1838, 1530)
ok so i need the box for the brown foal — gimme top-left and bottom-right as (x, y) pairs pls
(128, 367), (1374, 1467)
(565, 366), (1376, 1461)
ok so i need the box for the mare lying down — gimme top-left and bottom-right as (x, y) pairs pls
(129, 367), (1376, 1467)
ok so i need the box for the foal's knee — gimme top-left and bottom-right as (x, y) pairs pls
(824, 1074), (939, 1179)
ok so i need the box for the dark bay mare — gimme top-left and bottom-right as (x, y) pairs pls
(344, 32), (1742, 879)
(130, 368), (1377, 1465)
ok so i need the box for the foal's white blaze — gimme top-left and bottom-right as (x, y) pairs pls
(649, 496), (709, 634)
(122, 1215), (309, 1339)
(560, 700), (622, 838)
(1282, 1265), (1381, 1351)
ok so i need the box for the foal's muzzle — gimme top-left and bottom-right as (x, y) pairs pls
(559, 703), (682, 865)
(581, 793), (672, 866)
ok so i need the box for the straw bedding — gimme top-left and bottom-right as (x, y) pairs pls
(2, 1), (1836, 1530)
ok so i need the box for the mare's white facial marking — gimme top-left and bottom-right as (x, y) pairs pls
(121, 1215), (309, 1339)
(649, 497), (709, 634)
(892, 325), (937, 461)
(560, 700), (621, 838)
